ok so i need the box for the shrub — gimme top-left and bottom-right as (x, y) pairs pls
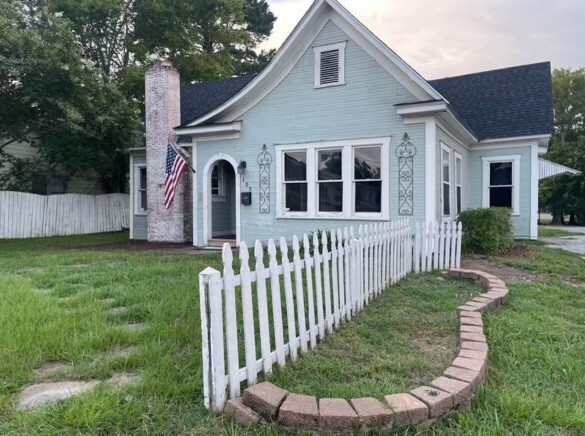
(458, 208), (514, 254)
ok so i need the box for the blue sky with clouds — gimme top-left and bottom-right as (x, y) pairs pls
(262, 0), (585, 79)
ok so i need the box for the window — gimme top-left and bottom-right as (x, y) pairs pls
(354, 146), (382, 213)
(317, 149), (343, 212)
(211, 163), (225, 200)
(283, 151), (308, 213)
(277, 138), (390, 219)
(314, 42), (346, 88)
(441, 145), (451, 216)
(134, 165), (147, 214)
(455, 153), (462, 215)
(482, 155), (520, 215)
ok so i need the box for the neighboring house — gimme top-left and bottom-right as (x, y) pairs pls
(131, 0), (565, 245)
(1, 140), (103, 195)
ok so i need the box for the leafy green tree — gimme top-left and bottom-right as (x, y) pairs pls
(0, 1), (140, 192)
(541, 68), (585, 224)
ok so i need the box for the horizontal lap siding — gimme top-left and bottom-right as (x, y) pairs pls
(196, 20), (426, 244)
(468, 146), (532, 238)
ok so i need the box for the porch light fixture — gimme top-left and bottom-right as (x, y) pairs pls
(237, 160), (247, 175)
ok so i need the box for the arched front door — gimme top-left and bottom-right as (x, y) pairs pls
(203, 156), (240, 247)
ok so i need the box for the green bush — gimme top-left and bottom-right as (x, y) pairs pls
(458, 208), (514, 254)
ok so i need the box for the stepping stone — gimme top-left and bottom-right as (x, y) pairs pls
(35, 288), (54, 295)
(125, 322), (147, 332)
(100, 298), (116, 305)
(35, 362), (72, 378)
(101, 346), (139, 360)
(108, 307), (129, 316)
(106, 373), (140, 390)
(17, 381), (99, 411)
(69, 264), (90, 269)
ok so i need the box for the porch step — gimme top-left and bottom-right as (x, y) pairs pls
(208, 239), (237, 248)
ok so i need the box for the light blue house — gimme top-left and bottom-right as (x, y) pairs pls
(130, 0), (556, 246)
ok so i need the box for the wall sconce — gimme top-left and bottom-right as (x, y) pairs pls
(237, 160), (247, 175)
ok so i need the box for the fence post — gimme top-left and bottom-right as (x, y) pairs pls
(199, 266), (225, 412)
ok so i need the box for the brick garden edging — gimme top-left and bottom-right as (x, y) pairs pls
(224, 269), (508, 432)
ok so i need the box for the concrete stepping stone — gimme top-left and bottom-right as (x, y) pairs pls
(35, 288), (54, 295)
(100, 298), (116, 305)
(101, 346), (139, 360)
(108, 307), (129, 316)
(17, 381), (99, 411)
(34, 362), (72, 378)
(124, 322), (147, 332)
(106, 373), (140, 390)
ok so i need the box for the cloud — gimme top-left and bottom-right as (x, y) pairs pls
(262, 0), (585, 78)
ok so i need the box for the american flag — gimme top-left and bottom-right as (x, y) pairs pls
(164, 142), (188, 209)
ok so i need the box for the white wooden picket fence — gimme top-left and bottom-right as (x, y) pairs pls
(199, 220), (462, 411)
(0, 191), (129, 239)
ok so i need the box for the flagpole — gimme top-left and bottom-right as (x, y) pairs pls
(168, 137), (196, 174)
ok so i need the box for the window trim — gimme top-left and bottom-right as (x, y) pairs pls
(455, 151), (462, 215)
(275, 137), (390, 220)
(440, 142), (451, 217)
(481, 155), (521, 215)
(133, 164), (147, 216)
(313, 41), (347, 89)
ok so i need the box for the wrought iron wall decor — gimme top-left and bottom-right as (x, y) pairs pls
(257, 144), (272, 214)
(395, 133), (417, 215)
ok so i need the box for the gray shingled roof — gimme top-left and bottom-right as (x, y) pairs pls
(180, 74), (257, 126)
(179, 62), (554, 140)
(429, 62), (554, 140)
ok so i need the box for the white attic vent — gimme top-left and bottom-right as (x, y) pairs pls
(314, 42), (346, 88)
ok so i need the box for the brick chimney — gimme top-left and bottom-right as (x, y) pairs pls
(145, 62), (185, 242)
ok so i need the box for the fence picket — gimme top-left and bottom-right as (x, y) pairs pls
(444, 222), (452, 268)
(303, 235), (317, 349)
(239, 242), (257, 386)
(337, 229), (346, 320)
(292, 237), (308, 353)
(343, 228), (352, 320)
(312, 233), (326, 340)
(280, 237), (298, 361)
(254, 241), (272, 375)
(321, 231), (333, 333)
(330, 231), (340, 328)
(222, 244), (240, 399)
(455, 222), (463, 268)
(268, 240), (286, 366)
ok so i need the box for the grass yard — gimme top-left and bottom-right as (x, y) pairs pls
(538, 226), (585, 238)
(0, 234), (584, 434)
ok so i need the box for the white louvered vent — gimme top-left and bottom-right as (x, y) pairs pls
(320, 49), (340, 85)
(314, 42), (346, 88)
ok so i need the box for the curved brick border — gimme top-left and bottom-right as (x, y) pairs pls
(224, 269), (508, 432)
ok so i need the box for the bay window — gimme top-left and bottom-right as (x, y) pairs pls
(441, 144), (451, 216)
(455, 153), (462, 214)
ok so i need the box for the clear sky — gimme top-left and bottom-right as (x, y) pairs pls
(261, 0), (585, 80)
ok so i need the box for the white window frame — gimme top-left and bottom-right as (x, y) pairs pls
(482, 155), (521, 215)
(275, 137), (390, 220)
(455, 151), (462, 215)
(313, 41), (347, 89)
(133, 164), (147, 216)
(440, 143), (451, 217)
(211, 162), (226, 202)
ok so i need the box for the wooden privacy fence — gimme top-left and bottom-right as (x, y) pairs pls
(0, 191), (129, 239)
(199, 220), (462, 411)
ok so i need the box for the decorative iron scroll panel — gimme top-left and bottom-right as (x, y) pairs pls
(257, 144), (272, 214)
(395, 133), (417, 215)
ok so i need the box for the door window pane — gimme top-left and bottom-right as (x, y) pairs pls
(319, 183), (343, 212)
(354, 147), (381, 180)
(355, 181), (381, 212)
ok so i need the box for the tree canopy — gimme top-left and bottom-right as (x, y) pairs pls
(0, 0), (276, 192)
(540, 68), (585, 225)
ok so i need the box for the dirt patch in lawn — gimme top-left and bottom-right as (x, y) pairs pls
(462, 250), (536, 284)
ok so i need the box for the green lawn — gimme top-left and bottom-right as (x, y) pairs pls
(0, 234), (584, 434)
(539, 226), (585, 238)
